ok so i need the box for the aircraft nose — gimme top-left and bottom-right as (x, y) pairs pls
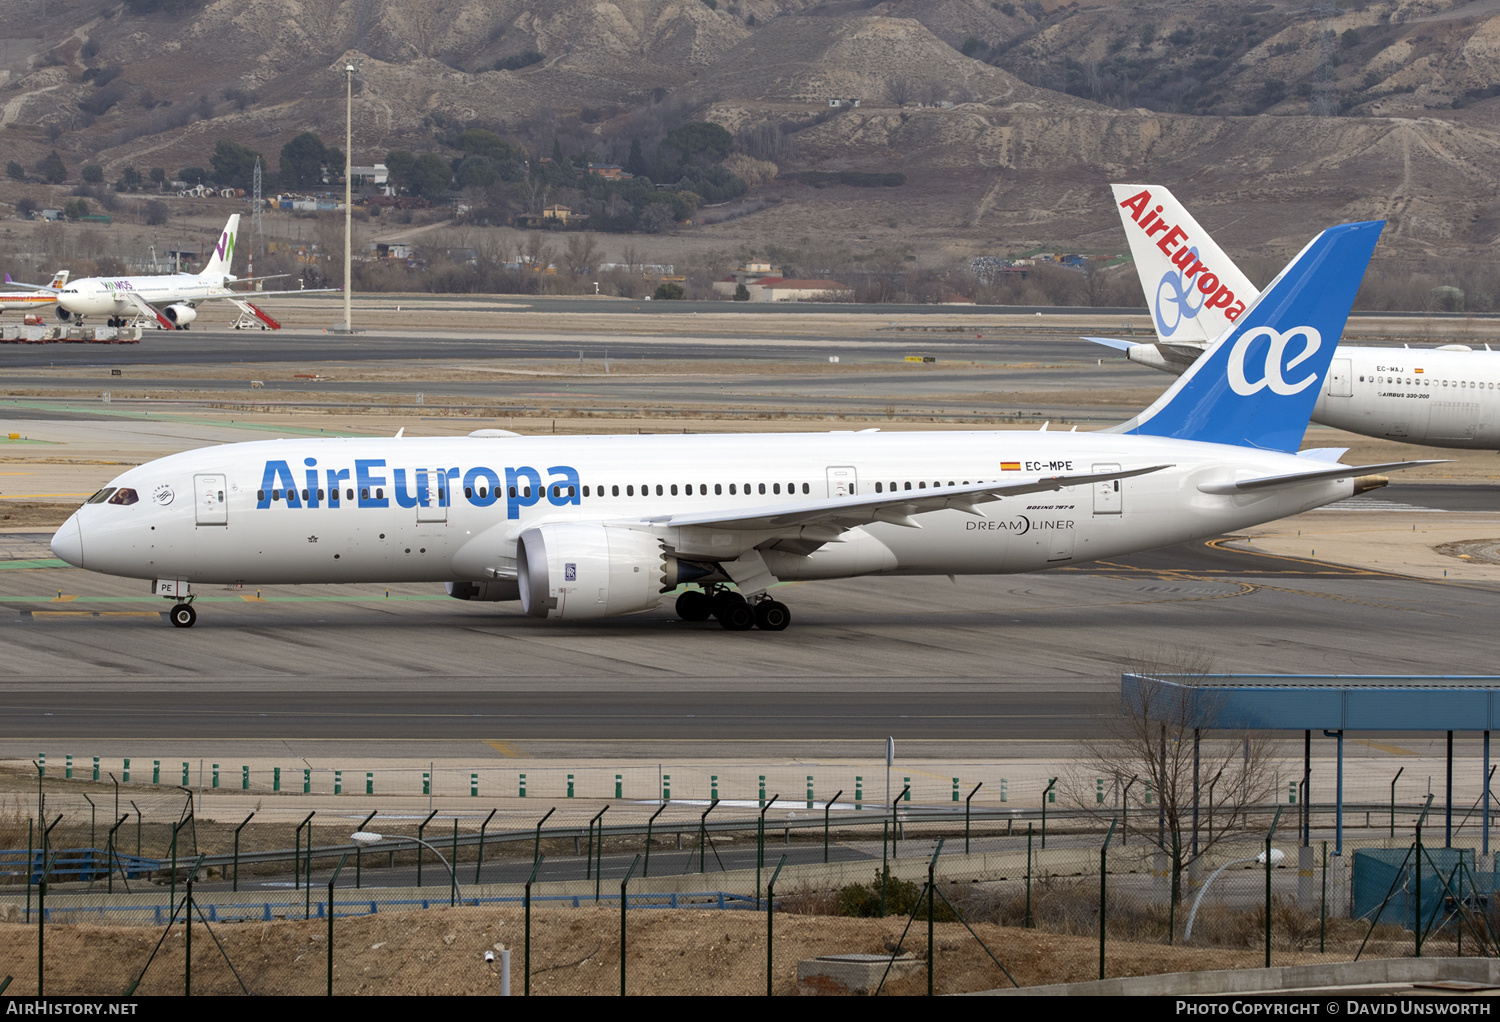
(51, 516), (83, 567)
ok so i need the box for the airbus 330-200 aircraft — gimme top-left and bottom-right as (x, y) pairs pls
(37, 214), (317, 330)
(52, 219), (1437, 631)
(1088, 183), (1500, 450)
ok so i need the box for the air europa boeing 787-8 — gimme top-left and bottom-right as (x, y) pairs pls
(51, 220), (1436, 631)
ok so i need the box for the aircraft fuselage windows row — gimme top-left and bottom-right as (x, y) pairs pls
(252, 475), (991, 506)
(1362, 375), (1498, 389)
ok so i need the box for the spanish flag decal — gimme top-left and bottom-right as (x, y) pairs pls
(1001, 461), (1021, 471)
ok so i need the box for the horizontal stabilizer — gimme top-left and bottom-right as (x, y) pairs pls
(1197, 460), (1446, 495)
(1084, 335), (1134, 352)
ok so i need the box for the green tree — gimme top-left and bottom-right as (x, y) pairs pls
(39, 151), (66, 184)
(82, 164), (104, 183)
(652, 281), (685, 300)
(149, 167), (165, 189)
(279, 131), (329, 189)
(62, 198), (90, 220)
(178, 166), (207, 186)
(662, 121), (733, 163)
(455, 156), (499, 189)
(6, 161), (24, 181)
(408, 152), (453, 197)
(116, 166), (142, 191)
(384, 150), (417, 193)
(733, 282), (750, 301)
(455, 129), (523, 164)
(209, 140), (260, 189)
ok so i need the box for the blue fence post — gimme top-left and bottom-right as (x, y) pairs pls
(212, 764), (219, 789)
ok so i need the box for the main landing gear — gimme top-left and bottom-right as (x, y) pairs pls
(675, 587), (790, 632)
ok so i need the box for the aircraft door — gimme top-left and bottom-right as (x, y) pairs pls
(1092, 464), (1122, 514)
(1326, 358), (1352, 397)
(417, 468), (449, 523)
(826, 465), (858, 498)
(194, 473), (227, 526)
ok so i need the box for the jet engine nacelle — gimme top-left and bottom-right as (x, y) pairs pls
(55, 305), (71, 322)
(445, 580), (521, 602)
(517, 523), (673, 620)
(164, 304), (197, 327)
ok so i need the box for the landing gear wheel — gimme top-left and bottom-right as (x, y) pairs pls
(754, 600), (791, 631)
(170, 603), (197, 628)
(717, 601), (754, 631)
(675, 590), (712, 621)
(710, 591), (746, 619)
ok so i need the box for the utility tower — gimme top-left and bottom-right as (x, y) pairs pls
(251, 157), (264, 284)
(1308, 4), (1344, 117)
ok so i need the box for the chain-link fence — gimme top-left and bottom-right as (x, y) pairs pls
(4, 775), (1497, 995)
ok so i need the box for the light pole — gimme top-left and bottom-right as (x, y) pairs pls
(1183, 848), (1283, 942)
(342, 62), (354, 333)
(351, 831), (465, 906)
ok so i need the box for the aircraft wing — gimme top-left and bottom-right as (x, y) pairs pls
(1197, 461), (1446, 495)
(2, 276), (59, 292)
(638, 465), (1172, 532)
(118, 290), (176, 330)
(209, 287), (340, 298)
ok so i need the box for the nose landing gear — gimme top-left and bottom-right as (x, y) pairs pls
(169, 601), (197, 628)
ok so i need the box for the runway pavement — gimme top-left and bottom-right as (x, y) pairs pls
(3, 499), (1498, 757)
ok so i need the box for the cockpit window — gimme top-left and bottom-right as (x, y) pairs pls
(106, 488), (139, 506)
(85, 488), (117, 504)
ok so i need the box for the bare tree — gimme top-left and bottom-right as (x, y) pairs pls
(1070, 648), (1281, 907)
(562, 232), (600, 277)
(885, 76), (915, 107)
(522, 232), (553, 273)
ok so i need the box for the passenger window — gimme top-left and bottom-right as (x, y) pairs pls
(272, 489), (281, 501)
(376, 488), (384, 500)
(774, 483), (781, 494)
(465, 487), (473, 499)
(256, 489), (265, 502)
(86, 488), (117, 504)
(714, 483), (722, 495)
(347, 489), (354, 501)
(480, 486), (488, 498)
(508, 486), (516, 498)
(759, 483), (766, 495)
(919, 482), (926, 489)
(318, 489), (325, 500)
(875, 482), (883, 493)
(904, 482), (912, 490)
(802, 483), (809, 494)
(301, 489), (309, 501)
(656, 484), (663, 496)
(627, 485), (634, 496)
(671, 484), (678, 496)
(569, 486), (575, 497)
(612, 485), (620, 496)
(729, 484), (737, 495)
(361, 488), (369, 500)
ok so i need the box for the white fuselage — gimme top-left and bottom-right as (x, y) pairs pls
(57, 273), (232, 317)
(1311, 345), (1500, 449)
(55, 430), (1363, 593)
